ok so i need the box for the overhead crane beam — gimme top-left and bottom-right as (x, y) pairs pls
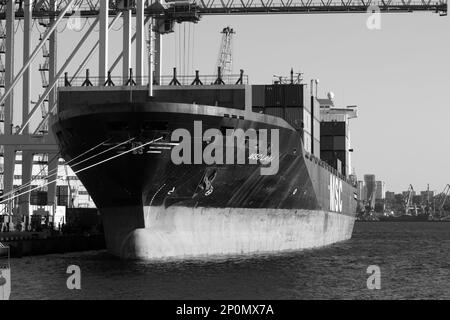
(0, 1), (447, 21)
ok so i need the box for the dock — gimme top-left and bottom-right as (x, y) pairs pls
(0, 231), (105, 258)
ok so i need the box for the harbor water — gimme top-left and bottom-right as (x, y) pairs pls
(9, 222), (450, 300)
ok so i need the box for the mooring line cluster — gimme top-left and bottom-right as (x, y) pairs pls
(0, 138), (112, 203)
(0, 137), (161, 206)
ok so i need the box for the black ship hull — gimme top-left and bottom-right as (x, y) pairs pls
(52, 86), (357, 259)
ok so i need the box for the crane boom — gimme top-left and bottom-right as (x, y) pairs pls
(0, 0), (446, 20)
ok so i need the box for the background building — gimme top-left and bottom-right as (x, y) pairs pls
(385, 191), (395, 202)
(357, 180), (365, 201)
(375, 181), (386, 200)
(421, 190), (435, 203)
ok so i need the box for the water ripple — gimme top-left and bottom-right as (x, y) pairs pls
(9, 222), (450, 300)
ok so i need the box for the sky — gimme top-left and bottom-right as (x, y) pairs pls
(5, 9), (450, 194)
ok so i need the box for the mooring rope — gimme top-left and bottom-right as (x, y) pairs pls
(0, 137), (162, 205)
(0, 138), (112, 200)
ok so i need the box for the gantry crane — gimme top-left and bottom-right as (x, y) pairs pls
(0, 0), (446, 216)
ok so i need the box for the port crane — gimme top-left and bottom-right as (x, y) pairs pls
(404, 184), (416, 215)
(437, 184), (450, 218)
(0, 0), (447, 216)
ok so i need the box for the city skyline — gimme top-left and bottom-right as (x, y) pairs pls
(357, 174), (442, 199)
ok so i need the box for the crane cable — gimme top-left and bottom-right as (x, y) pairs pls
(192, 23), (195, 77)
(187, 23), (191, 76)
(175, 23), (195, 79)
(174, 24), (177, 75)
(178, 24), (181, 76)
(183, 23), (186, 77)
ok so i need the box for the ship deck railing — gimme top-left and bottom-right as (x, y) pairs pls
(304, 152), (356, 187)
(58, 73), (249, 88)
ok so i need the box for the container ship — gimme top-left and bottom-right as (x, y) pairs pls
(51, 70), (358, 260)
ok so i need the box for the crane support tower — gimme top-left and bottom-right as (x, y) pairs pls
(215, 26), (235, 78)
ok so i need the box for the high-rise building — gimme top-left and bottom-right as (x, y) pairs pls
(375, 181), (386, 200)
(420, 190), (435, 203)
(357, 181), (365, 201)
(385, 191), (395, 202)
(364, 174), (376, 207)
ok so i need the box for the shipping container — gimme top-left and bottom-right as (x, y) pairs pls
(251, 85), (265, 107)
(57, 185), (69, 195)
(30, 191), (47, 206)
(320, 150), (336, 161)
(265, 107), (284, 119)
(320, 136), (333, 150)
(57, 195), (69, 207)
(284, 85), (304, 107)
(65, 208), (101, 232)
(57, 186), (70, 206)
(333, 136), (347, 151)
(320, 121), (346, 136)
(285, 107), (303, 130)
(265, 85), (285, 106)
(320, 150), (347, 176)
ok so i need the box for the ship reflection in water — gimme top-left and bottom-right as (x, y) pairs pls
(9, 222), (450, 300)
